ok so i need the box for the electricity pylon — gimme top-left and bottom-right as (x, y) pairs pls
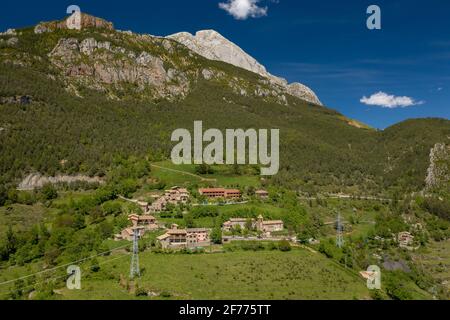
(130, 227), (140, 279)
(336, 212), (344, 248)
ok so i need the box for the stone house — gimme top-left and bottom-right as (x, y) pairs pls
(157, 225), (211, 249)
(117, 226), (146, 241)
(255, 215), (284, 233)
(255, 190), (269, 199)
(115, 214), (160, 241)
(222, 215), (284, 234)
(397, 231), (414, 248)
(164, 187), (190, 203)
(222, 218), (250, 231)
(149, 186), (190, 213)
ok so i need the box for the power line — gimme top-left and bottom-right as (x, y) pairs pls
(0, 243), (131, 287)
(0, 251), (131, 295)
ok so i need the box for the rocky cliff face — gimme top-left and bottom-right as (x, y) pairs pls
(2, 14), (321, 106)
(425, 143), (450, 190)
(35, 12), (114, 34)
(168, 30), (322, 105)
(18, 173), (104, 190)
(48, 37), (190, 100)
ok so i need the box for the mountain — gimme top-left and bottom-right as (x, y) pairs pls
(0, 13), (449, 198)
(168, 30), (322, 105)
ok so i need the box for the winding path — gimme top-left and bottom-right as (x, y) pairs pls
(150, 164), (216, 182)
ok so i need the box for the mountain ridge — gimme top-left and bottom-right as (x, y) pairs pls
(167, 29), (323, 105)
(0, 13), (449, 196)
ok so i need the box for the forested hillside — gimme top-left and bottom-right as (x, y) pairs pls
(0, 19), (449, 200)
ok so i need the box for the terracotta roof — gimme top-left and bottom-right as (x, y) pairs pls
(157, 234), (170, 241)
(229, 218), (248, 222)
(359, 271), (376, 280)
(167, 229), (187, 235)
(122, 228), (133, 236)
(187, 228), (210, 233)
(139, 215), (156, 220)
(128, 214), (139, 221)
(225, 189), (241, 193)
(199, 188), (226, 193)
(262, 220), (284, 225)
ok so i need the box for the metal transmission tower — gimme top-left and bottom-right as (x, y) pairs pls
(130, 227), (141, 279)
(336, 212), (344, 248)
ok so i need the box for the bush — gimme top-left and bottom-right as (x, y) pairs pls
(278, 240), (291, 252)
(195, 164), (214, 175)
(240, 241), (264, 251)
(135, 287), (148, 297)
(210, 226), (222, 244)
(422, 197), (450, 221)
(40, 184), (58, 200)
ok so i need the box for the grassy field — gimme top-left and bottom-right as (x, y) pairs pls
(0, 204), (56, 234)
(56, 248), (370, 300)
(150, 161), (260, 188)
(414, 240), (450, 292)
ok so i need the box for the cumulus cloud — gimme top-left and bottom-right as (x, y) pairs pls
(360, 91), (424, 108)
(219, 0), (268, 20)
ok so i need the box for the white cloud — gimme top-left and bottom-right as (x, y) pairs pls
(360, 91), (424, 108)
(219, 0), (268, 20)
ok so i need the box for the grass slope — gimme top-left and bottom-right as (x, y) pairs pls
(58, 249), (369, 300)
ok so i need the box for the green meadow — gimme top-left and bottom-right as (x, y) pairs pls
(57, 248), (369, 300)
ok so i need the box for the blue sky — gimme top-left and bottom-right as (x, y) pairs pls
(1, 0), (449, 129)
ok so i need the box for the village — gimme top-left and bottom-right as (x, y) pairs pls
(114, 186), (290, 249)
(114, 185), (418, 252)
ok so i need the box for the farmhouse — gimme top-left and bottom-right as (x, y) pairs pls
(149, 186), (190, 213)
(222, 218), (249, 231)
(222, 215), (284, 233)
(118, 226), (146, 241)
(397, 231), (414, 248)
(256, 215), (284, 233)
(128, 213), (159, 231)
(157, 224), (211, 249)
(150, 197), (167, 213)
(199, 188), (241, 199)
(114, 214), (161, 241)
(255, 190), (269, 199)
(165, 186), (190, 203)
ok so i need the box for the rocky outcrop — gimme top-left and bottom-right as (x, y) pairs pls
(287, 83), (322, 106)
(169, 30), (269, 79)
(168, 30), (322, 105)
(425, 143), (450, 190)
(0, 29), (17, 36)
(0, 37), (19, 47)
(0, 95), (32, 105)
(34, 12), (114, 34)
(18, 173), (104, 190)
(49, 37), (190, 100)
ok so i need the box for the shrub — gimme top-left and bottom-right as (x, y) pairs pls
(135, 287), (148, 297)
(41, 184), (58, 200)
(278, 240), (292, 252)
